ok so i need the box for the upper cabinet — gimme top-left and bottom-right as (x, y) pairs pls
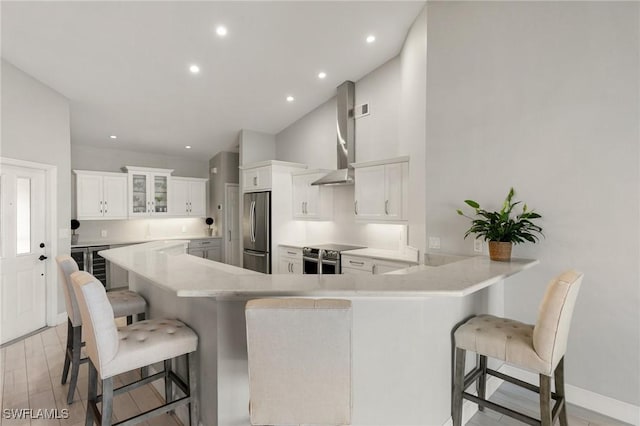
(291, 170), (333, 220)
(242, 165), (272, 192)
(125, 167), (172, 218)
(75, 171), (128, 220)
(169, 177), (207, 217)
(352, 156), (409, 223)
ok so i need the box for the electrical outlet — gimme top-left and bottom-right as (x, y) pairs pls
(474, 239), (483, 253)
(101, 230), (107, 238)
(428, 237), (441, 249)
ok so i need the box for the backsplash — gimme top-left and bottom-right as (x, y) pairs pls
(73, 217), (212, 244)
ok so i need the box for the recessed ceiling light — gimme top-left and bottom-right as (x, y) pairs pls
(189, 65), (200, 74)
(216, 26), (228, 37)
(110, 135), (117, 139)
(286, 96), (295, 102)
(366, 35), (376, 43)
(318, 72), (327, 79)
(185, 145), (192, 149)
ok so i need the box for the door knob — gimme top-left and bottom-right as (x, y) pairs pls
(39, 255), (48, 261)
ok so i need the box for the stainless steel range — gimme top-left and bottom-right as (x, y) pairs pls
(302, 244), (366, 275)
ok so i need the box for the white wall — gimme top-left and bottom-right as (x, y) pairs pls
(71, 144), (208, 177)
(239, 129), (276, 166)
(425, 1), (639, 406)
(1, 59), (71, 315)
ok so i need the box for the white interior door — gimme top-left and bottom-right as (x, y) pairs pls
(0, 165), (47, 344)
(225, 184), (240, 266)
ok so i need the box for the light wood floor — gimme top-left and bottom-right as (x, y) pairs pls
(1, 321), (181, 426)
(1, 324), (630, 426)
(468, 381), (631, 426)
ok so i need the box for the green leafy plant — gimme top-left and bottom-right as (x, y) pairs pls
(456, 188), (543, 244)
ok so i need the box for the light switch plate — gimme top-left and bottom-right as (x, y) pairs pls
(474, 239), (483, 253)
(101, 230), (108, 238)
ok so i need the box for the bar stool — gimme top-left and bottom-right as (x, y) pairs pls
(56, 255), (148, 404)
(71, 271), (199, 426)
(452, 270), (584, 426)
(245, 298), (352, 426)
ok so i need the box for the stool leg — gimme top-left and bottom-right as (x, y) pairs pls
(102, 377), (114, 426)
(61, 318), (72, 384)
(477, 354), (487, 412)
(452, 347), (466, 426)
(554, 357), (568, 426)
(164, 359), (173, 403)
(67, 325), (82, 404)
(86, 361), (97, 426)
(187, 352), (199, 426)
(540, 374), (553, 426)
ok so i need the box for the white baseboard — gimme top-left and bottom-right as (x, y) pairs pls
(500, 365), (640, 426)
(54, 312), (67, 325)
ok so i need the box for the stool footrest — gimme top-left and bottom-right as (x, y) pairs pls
(463, 392), (540, 426)
(486, 368), (560, 400)
(113, 395), (191, 426)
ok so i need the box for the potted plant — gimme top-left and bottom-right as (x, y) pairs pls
(71, 219), (80, 245)
(205, 217), (215, 236)
(456, 188), (543, 261)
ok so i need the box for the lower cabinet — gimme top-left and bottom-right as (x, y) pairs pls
(279, 246), (303, 274)
(188, 238), (222, 262)
(341, 254), (415, 275)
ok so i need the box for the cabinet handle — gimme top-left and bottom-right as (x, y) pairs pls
(372, 264), (376, 274)
(354, 201), (358, 215)
(228, 230), (232, 242)
(100, 200), (103, 214)
(385, 200), (389, 215)
(104, 200), (108, 214)
(287, 251), (296, 256)
(349, 260), (364, 266)
(253, 176), (257, 186)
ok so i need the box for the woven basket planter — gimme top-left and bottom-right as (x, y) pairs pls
(488, 241), (512, 262)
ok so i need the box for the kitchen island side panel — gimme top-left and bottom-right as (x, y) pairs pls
(128, 273), (218, 426)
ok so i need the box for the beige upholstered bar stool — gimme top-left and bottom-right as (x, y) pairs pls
(245, 298), (352, 426)
(56, 255), (147, 404)
(452, 270), (584, 426)
(71, 271), (199, 426)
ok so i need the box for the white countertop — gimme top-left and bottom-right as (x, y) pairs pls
(342, 248), (419, 264)
(100, 240), (539, 299)
(72, 235), (222, 248)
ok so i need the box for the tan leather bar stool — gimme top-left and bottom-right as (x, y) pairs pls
(452, 270), (584, 426)
(245, 298), (352, 426)
(56, 255), (147, 404)
(71, 271), (198, 426)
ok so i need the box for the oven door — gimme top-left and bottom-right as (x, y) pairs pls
(321, 259), (338, 275)
(303, 256), (319, 274)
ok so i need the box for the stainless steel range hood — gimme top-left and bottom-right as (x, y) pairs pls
(311, 81), (355, 186)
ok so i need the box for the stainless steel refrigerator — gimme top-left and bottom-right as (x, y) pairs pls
(243, 191), (271, 273)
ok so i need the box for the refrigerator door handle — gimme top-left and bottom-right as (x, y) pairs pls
(249, 200), (255, 243)
(251, 201), (257, 243)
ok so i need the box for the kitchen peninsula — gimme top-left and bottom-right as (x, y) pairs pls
(100, 240), (538, 426)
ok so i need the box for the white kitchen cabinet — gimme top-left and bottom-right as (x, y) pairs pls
(341, 254), (415, 275)
(279, 246), (303, 274)
(74, 170), (128, 220)
(188, 238), (222, 262)
(353, 156), (409, 222)
(169, 177), (207, 217)
(291, 170), (333, 220)
(242, 166), (272, 192)
(125, 166), (172, 218)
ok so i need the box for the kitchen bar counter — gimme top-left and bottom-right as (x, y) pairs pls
(100, 240), (538, 298)
(100, 240), (538, 426)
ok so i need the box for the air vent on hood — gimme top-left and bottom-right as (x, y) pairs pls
(311, 81), (355, 186)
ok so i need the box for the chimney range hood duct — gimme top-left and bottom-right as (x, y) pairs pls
(311, 81), (355, 186)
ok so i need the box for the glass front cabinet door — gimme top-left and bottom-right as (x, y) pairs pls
(125, 167), (173, 217)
